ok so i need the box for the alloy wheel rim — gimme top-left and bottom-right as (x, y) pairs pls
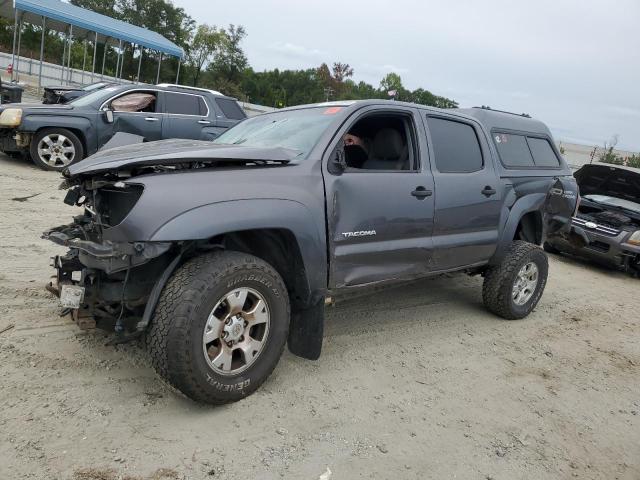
(512, 261), (539, 306)
(38, 134), (75, 167)
(202, 287), (270, 376)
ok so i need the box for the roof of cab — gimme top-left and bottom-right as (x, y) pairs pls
(268, 100), (553, 136)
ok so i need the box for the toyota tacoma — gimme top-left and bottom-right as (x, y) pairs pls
(44, 101), (579, 404)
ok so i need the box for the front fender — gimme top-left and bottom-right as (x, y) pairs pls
(149, 199), (327, 295)
(20, 115), (94, 150)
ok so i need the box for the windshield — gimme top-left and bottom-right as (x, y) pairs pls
(583, 194), (640, 215)
(212, 107), (340, 158)
(69, 86), (121, 107)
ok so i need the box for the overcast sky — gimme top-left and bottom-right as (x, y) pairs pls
(178, 0), (640, 151)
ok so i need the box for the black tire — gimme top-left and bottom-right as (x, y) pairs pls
(146, 250), (290, 404)
(29, 127), (84, 171)
(543, 242), (561, 255)
(482, 241), (548, 320)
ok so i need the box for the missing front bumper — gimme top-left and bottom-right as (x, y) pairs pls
(46, 252), (97, 330)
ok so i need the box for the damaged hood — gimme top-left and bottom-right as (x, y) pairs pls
(66, 139), (300, 176)
(575, 163), (640, 200)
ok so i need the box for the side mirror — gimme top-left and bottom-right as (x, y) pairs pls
(328, 142), (347, 174)
(103, 108), (114, 124)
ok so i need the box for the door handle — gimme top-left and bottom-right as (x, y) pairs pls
(411, 186), (433, 199)
(482, 186), (497, 197)
(198, 119), (211, 124)
(144, 117), (160, 122)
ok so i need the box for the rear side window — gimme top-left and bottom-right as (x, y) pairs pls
(527, 137), (560, 167)
(164, 92), (203, 115)
(494, 133), (534, 167)
(215, 98), (246, 120)
(427, 117), (483, 173)
(494, 133), (560, 168)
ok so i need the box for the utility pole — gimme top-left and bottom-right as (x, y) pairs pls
(323, 87), (334, 102)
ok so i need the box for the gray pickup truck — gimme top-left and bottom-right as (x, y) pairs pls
(0, 84), (246, 171)
(44, 100), (579, 404)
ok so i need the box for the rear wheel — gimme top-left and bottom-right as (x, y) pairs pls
(30, 128), (84, 171)
(146, 250), (290, 404)
(482, 241), (548, 320)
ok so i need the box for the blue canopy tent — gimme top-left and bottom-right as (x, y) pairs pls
(0, 0), (184, 89)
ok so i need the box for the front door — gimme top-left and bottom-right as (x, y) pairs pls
(424, 114), (503, 270)
(161, 91), (210, 140)
(324, 107), (435, 288)
(109, 90), (163, 142)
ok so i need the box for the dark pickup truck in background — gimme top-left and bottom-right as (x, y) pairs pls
(0, 83), (246, 170)
(44, 100), (579, 404)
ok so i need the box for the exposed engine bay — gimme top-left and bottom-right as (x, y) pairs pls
(577, 197), (640, 231)
(557, 163), (640, 275)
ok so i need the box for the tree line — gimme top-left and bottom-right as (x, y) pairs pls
(0, 0), (457, 109)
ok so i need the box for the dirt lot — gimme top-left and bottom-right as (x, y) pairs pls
(0, 155), (638, 480)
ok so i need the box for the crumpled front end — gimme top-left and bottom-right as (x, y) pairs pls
(44, 176), (177, 335)
(44, 141), (298, 336)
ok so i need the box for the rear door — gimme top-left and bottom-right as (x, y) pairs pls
(161, 91), (211, 140)
(424, 114), (502, 270)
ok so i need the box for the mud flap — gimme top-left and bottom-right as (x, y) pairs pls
(544, 177), (579, 240)
(288, 298), (324, 360)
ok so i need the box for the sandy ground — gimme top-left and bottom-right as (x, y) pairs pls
(0, 154), (638, 480)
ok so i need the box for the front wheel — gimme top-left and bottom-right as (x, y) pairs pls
(146, 251), (290, 404)
(482, 241), (548, 320)
(30, 128), (84, 171)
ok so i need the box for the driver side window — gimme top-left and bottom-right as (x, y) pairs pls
(343, 113), (417, 171)
(110, 91), (158, 113)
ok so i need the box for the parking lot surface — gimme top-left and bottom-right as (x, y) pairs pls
(0, 154), (638, 480)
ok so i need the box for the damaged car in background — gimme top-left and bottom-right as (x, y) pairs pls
(43, 100), (579, 404)
(0, 83), (245, 171)
(42, 81), (116, 104)
(545, 162), (640, 276)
